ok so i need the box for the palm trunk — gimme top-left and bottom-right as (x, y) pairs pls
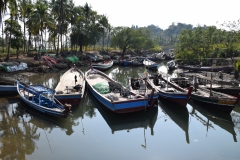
(6, 15), (13, 61)
(23, 19), (26, 54)
(2, 22), (4, 53)
(57, 34), (59, 54)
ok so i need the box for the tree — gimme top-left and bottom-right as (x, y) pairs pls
(111, 27), (155, 57)
(111, 27), (134, 57)
(5, 0), (18, 61)
(4, 19), (23, 59)
(19, 0), (32, 54)
(0, 0), (8, 24)
(30, 0), (54, 56)
(98, 14), (109, 52)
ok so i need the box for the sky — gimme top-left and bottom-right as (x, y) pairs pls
(74, 0), (240, 29)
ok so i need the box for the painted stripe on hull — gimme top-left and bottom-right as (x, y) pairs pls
(21, 98), (66, 117)
(55, 94), (82, 105)
(191, 97), (235, 113)
(88, 84), (150, 113)
(158, 91), (189, 107)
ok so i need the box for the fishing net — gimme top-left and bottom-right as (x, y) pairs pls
(93, 82), (110, 94)
(66, 56), (79, 63)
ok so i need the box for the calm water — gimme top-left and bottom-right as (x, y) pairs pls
(1, 62), (240, 160)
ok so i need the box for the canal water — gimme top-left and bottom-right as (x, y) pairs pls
(0, 62), (240, 160)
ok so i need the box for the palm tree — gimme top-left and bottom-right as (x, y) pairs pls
(19, 0), (33, 54)
(98, 14), (109, 52)
(30, 0), (54, 56)
(106, 24), (112, 50)
(0, 0), (8, 24)
(5, 0), (18, 61)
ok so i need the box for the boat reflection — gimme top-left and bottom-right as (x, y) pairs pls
(86, 90), (158, 135)
(158, 100), (190, 144)
(188, 100), (237, 142)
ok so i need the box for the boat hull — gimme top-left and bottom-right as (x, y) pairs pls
(210, 87), (240, 97)
(87, 83), (149, 113)
(190, 94), (236, 114)
(158, 92), (190, 108)
(178, 65), (234, 72)
(123, 60), (132, 66)
(54, 68), (85, 106)
(0, 86), (17, 95)
(17, 82), (69, 117)
(91, 61), (113, 70)
(55, 94), (82, 106)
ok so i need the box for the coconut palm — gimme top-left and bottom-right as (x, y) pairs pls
(5, 0), (18, 61)
(0, 0), (8, 24)
(30, 0), (54, 56)
(98, 14), (109, 52)
(19, 0), (33, 54)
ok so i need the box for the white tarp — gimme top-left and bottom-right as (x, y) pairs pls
(6, 62), (28, 72)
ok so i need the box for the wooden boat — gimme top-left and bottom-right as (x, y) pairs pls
(129, 76), (158, 106)
(170, 77), (240, 114)
(91, 59), (113, 70)
(144, 73), (193, 108)
(112, 56), (121, 65)
(85, 68), (156, 113)
(132, 58), (143, 66)
(122, 55), (133, 66)
(205, 85), (240, 97)
(87, 89), (158, 135)
(55, 67), (85, 106)
(0, 80), (18, 96)
(17, 81), (71, 117)
(143, 58), (159, 69)
(177, 65), (234, 73)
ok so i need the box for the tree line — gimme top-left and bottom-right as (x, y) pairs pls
(0, 0), (239, 62)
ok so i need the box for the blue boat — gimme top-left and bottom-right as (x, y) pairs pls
(144, 73), (193, 108)
(17, 81), (71, 117)
(0, 81), (17, 96)
(123, 59), (132, 66)
(143, 58), (159, 69)
(85, 68), (156, 113)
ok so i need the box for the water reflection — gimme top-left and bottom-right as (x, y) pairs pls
(85, 90), (158, 135)
(188, 100), (237, 142)
(158, 100), (190, 144)
(0, 102), (40, 159)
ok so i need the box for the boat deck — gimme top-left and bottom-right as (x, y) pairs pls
(55, 68), (84, 94)
(87, 71), (145, 102)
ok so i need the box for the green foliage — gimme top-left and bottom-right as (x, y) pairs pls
(5, 19), (23, 50)
(0, 48), (19, 57)
(149, 45), (162, 52)
(175, 24), (240, 61)
(111, 27), (155, 56)
(235, 59), (240, 71)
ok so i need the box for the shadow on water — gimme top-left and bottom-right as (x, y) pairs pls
(158, 99), (190, 144)
(85, 90), (158, 135)
(188, 99), (237, 142)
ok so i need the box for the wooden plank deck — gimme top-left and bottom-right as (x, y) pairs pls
(55, 68), (84, 94)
